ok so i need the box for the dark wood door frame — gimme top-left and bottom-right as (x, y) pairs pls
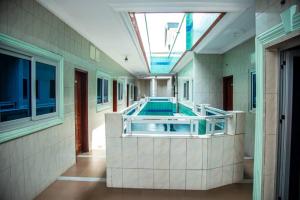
(113, 80), (117, 112)
(223, 75), (233, 111)
(75, 69), (89, 155)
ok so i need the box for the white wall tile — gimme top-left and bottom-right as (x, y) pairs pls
(138, 169), (153, 189)
(202, 138), (210, 169)
(263, 175), (275, 200)
(223, 135), (234, 166)
(233, 163), (244, 183)
(264, 134), (277, 175)
(170, 139), (186, 169)
(187, 139), (203, 169)
(208, 136), (223, 168)
(106, 168), (112, 187)
(122, 137), (138, 168)
(186, 170), (202, 190)
(234, 134), (244, 164)
(154, 138), (170, 169)
(235, 112), (246, 134)
(201, 170), (207, 190)
(170, 170), (186, 190)
(0, 167), (11, 200)
(112, 168), (123, 188)
(106, 138), (122, 168)
(105, 113), (123, 138)
(207, 167), (222, 189)
(222, 165), (233, 185)
(10, 163), (25, 200)
(138, 138), (153, 169)
(154, 170), (169, 189)
(0, 142), (11, 171)
(123, 169), (138, 188)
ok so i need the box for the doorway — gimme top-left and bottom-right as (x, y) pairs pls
(113, 80), (117, 112)
(223, 75), (233, 111)
(277, 48), (300, 200)
(74, 70), (88, 155)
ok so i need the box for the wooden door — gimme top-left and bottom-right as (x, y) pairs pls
(223, 76), (233, 111)
(126, 84), (129, 107)
(75, 70), (88, 155)
(113, 80), (117, 112)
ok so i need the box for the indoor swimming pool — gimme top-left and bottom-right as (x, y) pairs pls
(122, 97), (229, 135)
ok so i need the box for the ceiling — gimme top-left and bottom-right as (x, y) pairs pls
(37, 0), (255, 77)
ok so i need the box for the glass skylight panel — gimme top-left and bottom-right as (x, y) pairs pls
(133, 12), (222, 74)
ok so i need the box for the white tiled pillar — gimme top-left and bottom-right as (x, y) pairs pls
(150, 78), (157, 97)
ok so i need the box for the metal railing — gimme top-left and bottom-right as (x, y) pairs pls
(121, 98), (232, 136)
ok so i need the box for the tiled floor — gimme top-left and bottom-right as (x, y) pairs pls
(36, 181), (252, 200)
(62, 150), (106, 178)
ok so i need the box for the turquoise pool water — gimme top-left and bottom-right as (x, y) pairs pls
(138, 102), (197, 116)
(134, 101), (208, 135)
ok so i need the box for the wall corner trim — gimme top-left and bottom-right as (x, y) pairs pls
(280, 5), (298, 33)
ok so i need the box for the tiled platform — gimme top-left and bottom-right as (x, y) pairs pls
(36, 181), (252, 200)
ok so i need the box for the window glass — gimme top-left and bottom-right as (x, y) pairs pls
(118, 83), (123, 101)
(36, 62), (56, 115)
(0, 53), (31, 122)
(97, 78), (103, 104)
(251, 72), (256, 110)
(103, 79), (108, 103)
(186, 81), (189, 100)
(131, 85), (134, 99)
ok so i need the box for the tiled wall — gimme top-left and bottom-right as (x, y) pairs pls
(177, 39), (255, 158)
(105, 113), (245, 190)
(262, 48), (279, 200)
(256, 1), (300, 199)
(193, 54), (223, 108)
(157, 79), (172, 97)
(135, 79), (150, 99)
(223, 38), (255, 157)
(178, 61), (193, 104)
(0, 0), (133, 199)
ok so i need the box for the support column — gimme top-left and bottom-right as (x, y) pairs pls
(150, 78), (157, 97)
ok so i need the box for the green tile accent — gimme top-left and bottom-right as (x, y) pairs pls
(178, 103), (196, 116)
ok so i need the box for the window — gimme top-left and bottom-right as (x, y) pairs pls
(0, 51), (59, 123)
(0, 52), (31, 122)
(131, 84), (134, 99)
(250, 70), (256, 111)
(36, 62), (56, 116)
(0, 35), (63, 143)
(118, 82), (123, 101)
(183, 80), (189, 100)
(97, 78), (109, 104)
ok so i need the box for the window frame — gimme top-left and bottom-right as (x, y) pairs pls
(117, 81), (124, 103)
(0, 34), (64, 144)
(96, 70), (111, 112)
(249, 67), (256, 112)
(183, 79), (190, 101)
(130, 84), (134, 100)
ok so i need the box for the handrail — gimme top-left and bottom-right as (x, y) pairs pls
(122, 99), (231, 136)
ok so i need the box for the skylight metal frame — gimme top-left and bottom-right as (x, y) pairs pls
(129, 12), (225, 74)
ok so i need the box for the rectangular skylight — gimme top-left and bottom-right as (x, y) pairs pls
(131, 12), (223, 74)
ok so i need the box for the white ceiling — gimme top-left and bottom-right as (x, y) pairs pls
(37, 0), (255, 77)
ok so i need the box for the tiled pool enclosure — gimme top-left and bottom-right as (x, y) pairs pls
(105, 97), (245, 190)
